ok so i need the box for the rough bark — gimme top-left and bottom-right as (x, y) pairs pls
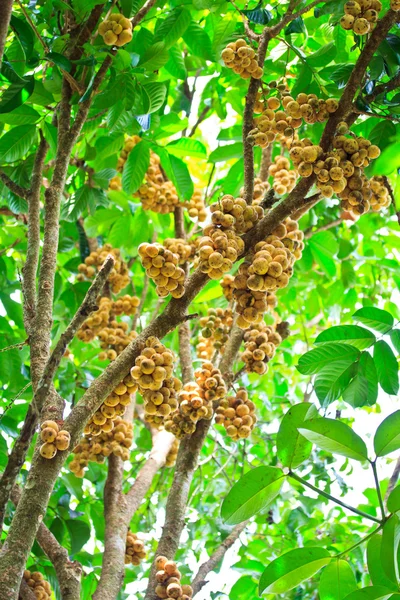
(0, 0), (12, 68)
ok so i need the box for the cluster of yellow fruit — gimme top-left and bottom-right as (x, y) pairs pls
(117, 135), (141, 171)
(154, 556), (193, 599)
(197, 228), (244, 280)
(165, 362), (226, 439)
(39, 420), (70, 459)
(392, 0), (400, 9)
(370, 176), (390, 211)
(242, 322), (283, 374)
(340, 0), (381, 35)
(130, 337), (181, 428)
(269, 156), (297, 195)
(78, 295), (138, 340)
(210, 195), (264, 234)
(138, 243), (186, 299)
(98, 13), (133, 46)
(22, 571), (52, 599)
(215, 388), (257, 440)
(249, 92), (338, 149)
(196, 308), (234, 360)
(77, 245), (129, 293)
(98, 323), (138, 361)
(163, 238), (192, 265)
(165, 439), (179, 467)
(233, 268), (274, 330)
(221, 273), (235, 301)
(136, 152), (179, 214)
(125, 531), (147, 566)
(70, 418), (133, 476)
(249, 178), (271, 204)
(84, 377), (136, 437)
(109, 175), (122, 190)
(221, 38), (263, 79)
(183, 190), (207, 222)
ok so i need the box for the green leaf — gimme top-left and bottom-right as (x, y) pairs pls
(342, 352), (378, 408)
(390, 330), (400, 355)
(285, 16), (306, 35)
(387, 486), (400, 514)
(154, 8), (191, 48)
(259, 547), (331, 595)
(46, 51), (72, 73)
(65, 519), (91, 555)
(374, 411), (400, 457)
(374, 341), (399, 395)
(369, 121), (397, 151)
(221, 466), (285, 525)
(138, 42), (170, 71)
(183, 23), (214, 61)
(10, 15), (35, 59)
(242, 6), (272, 24)
(209, 142), (244, 163)
(309, 230), (338, 277)
(276, 402), (318, 469)
(314, 361), (356, 407)
(0, 104), (39, 125)
(330, 64), (353, 88)
(165, 46), (187, 80)
(297, 343), (360, 375)
(155, 147), (194, 200)
(307, 42), (337, 67)
(143, 82), (167, 114)
(319, 560), (357, 600)
(381, 516), (400, 585)
(298, 417), (368, 462)
(167, 138), (207, 158)
(367, 534), (399, 590)
(122, 140), (150, 195)
(0, 77), (35, 114)
(92, 169), (116, 189)
(0, 125), (37, 163)
(343, 587), (397, 600)
(353, 307), (394, 335)
(315, 326), (376, 350)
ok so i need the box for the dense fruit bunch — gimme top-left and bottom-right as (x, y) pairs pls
(78, 296), (139, 341)
(215, 388), (257, 440)
(136, 152), (179, 214)
(250, 177), (271, 203)
(98, 13), (133, 46)
(254, 90), (267, 113)
(165, 363), (226, 439)
(269, 156), (297, 195)
(154, 556), (193, 599)
(392, 0), (400, 9)
(98, 323), (138, 361)
(165, 439), (179, 467)
(109, 175), (122, 190)
(39, 420), (70, 459)
(196, 308), (233, 360)
(70, 417), (133, 476)
(84, 376), (136, 437)
(249, 92), (338, 148)
(242, 322), (283, 374)
(77, 244), (129, 293)
(125, 531), (147, 566)
(163, 238), (192, 265)
(210, 195), (263, 234)
(221, 38), (263, 79)
(197, 228), (244, 280)
(22, 571), (52, 599)
(183, 190), (207, 222)
(221, 273), (235, 301)
(117, 135), (141, 171)
(138, 243), (186, 299)
(340, 0), (381, 35)
(369, 176), (390, 211)
(130, 337), (181, 427)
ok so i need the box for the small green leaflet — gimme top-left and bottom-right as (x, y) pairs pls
(387, 486), (400, 514)
(297, 343), (360, 375)
(373, 341), (399, 395)
(0, 125), (37, 163)
(343, 587), (398, 600)
(314, 361), (356, 407)
(259, 547), (331, 595)
(276, 402), (318, 469)
(374, 411), (400, 457)
(0, 77), (35, 114)
(122, 141), (150, 195)
(153, 8), (191, 49)
(308, 230), (339, 277)
(298, 417), (368, 462)
(367, 534), (399, 590)
(342, 352), (378, 408)
(381, 516), (400, 585)
(167, 138), (207, 159)
(319, 560), (357, 600)
(353, 307), (394, 334)
(315, 325), (376, 350)
(221, 466), (285, 525)
(389, 330), (400, 355)
(209, 142), (244, 163)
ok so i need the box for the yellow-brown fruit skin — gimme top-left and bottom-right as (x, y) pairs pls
(99, 13), (133, 46)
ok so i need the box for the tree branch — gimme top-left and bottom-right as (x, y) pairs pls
(304, 218), (342, 239)
(259, 145), (272, 182)
(385, 457), (400, 506)
(0, 172), (29, 200)
(131, 0), (159, 29)
(365, 69), (400, 104)
(0, 0), (12, 69)
(11, 486), (82, 600)
(192, 522), (248, 596)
